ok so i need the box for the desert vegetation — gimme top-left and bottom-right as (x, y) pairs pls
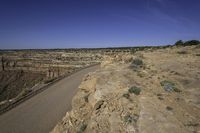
(128, 86), (141, 95)
(160, 80), (181, 92)
(130, 58), (144, 70)
(174, 40), (200, 46)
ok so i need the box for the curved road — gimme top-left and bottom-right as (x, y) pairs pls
(0, 65), (99, 133)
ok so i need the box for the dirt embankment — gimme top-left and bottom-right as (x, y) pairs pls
(52, 45), (200, 133)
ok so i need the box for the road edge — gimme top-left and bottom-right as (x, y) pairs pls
(0, 63), (100, 116)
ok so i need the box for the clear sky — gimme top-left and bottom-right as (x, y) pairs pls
(0, 0), (199, 49)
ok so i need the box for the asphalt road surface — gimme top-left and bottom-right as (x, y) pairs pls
(0, 65), (99, 133)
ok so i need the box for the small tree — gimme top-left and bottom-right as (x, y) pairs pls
(184, 40), (200, 46)
(174, 40), (184, 46)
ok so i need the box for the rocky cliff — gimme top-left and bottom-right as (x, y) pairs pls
(52, 45), (200, 133)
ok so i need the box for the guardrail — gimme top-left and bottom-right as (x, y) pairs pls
(0, 63), (100, 115)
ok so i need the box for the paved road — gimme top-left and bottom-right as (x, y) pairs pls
(0, 65), (99, 133)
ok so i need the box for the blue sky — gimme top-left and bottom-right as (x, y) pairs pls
(0, 0), (199, 49)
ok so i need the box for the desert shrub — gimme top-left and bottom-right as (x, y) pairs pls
(129, 59), (144, 71)
(128, 86), (141, 95)
(123, 93), (130, 99)
(184, 40), (200, 46)
(78, 124), (87, 133)
(160, 80), (181, 92)
(174, 40), (200, 46)
(174, 40), (184, 46)
(130, 58), (144, 70)
(132, 58), (143, 66)
(124, 114), (139, 124)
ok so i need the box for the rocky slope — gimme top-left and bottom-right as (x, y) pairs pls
(52, 45), (200, 133)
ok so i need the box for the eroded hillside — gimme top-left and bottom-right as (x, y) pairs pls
(52, 45), (200, 133)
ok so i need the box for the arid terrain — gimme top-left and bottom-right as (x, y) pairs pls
(0, 48), (129, 110)
(51, 44), (200, 133)
(0, 0), (199, 132)
(0, 43), (200, 133)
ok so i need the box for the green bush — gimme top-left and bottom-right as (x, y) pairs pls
(184, 40), (200, 46)
(174, 40), (200, 46)
(130, 58), (144, 70)
(160, 80), (181, 92)
(174, 40), (184, 46)
(132, 58), (143, 66)
(78, 124), (87, 133)
(128, 86), (141, 95)
(124, 114), (139, 124)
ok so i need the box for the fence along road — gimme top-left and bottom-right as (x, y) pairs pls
(0, 65), (99, 133)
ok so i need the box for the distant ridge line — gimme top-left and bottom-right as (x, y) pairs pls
(0, 45), (171, 51)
